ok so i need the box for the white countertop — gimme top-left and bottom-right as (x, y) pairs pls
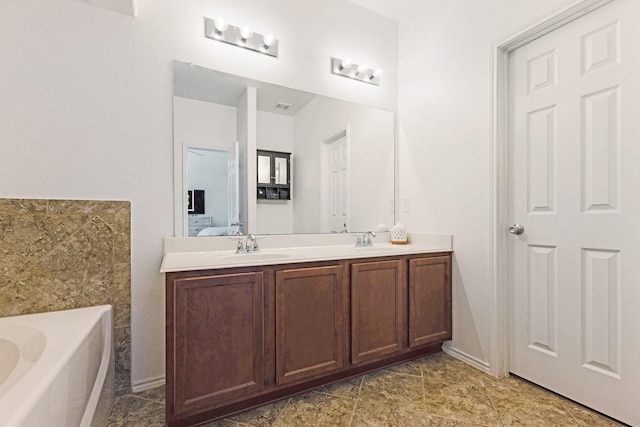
(160, 233), (452, 273)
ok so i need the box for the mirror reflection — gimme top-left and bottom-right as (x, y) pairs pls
(258, 155), (271, 184)
(173, 61), (395, 236)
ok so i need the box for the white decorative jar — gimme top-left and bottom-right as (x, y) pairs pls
(390, 223), (408, 244)
(375, 223), (389, 233)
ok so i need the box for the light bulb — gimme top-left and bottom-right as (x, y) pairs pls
(356, 63), (368, 75)
(213, 18), (228, 32)
(213, 17), (228, 39)
(262, 34), (275, 49)
(240, 26), (253, 41)
(370, 68), (383, 79)
(338, 58), (352, 72)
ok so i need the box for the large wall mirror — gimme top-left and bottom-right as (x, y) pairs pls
(173, 61), (395, 237)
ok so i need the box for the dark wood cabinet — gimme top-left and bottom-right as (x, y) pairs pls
(409, 256), (452, 348)
(171, 272), (264, 415)
(275, 265), (345, 384)
(166, 252), (451, 426)
(351, 260), (404, 364)
(257, 149), (291, 200)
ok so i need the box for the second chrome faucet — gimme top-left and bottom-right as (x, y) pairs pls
(230, 233), (264, 253)
(355, 231), (376, 247)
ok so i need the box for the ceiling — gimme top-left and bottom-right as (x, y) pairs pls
(85, 0), (136, 16)
(173, 61), (317, 117)
(348, 0), (403, 23)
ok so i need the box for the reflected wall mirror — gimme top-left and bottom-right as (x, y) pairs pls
(172, 61), (395, 236)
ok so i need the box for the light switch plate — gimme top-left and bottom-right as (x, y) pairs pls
(402, 197), (410, 213)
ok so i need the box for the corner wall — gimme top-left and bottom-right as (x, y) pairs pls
(393, 0), (570, 366)
(256, 111), (294, 235)
(292, 96), (395, 233)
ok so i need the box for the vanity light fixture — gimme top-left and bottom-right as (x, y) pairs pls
(331, 57), (381, 86)
(204, 17), (279, 58)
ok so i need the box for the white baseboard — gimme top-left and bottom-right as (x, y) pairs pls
(132, 375), (166, 393)
(442, 342), (491, 374)
(129, 347), (488, 393)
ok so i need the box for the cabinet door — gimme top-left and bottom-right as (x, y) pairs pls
(409, 256), (452, 348)
(273, 154), (289, 186)
(257, 150), (290, 187)
(257, 153), (272, 185)
(351, 260), (404, 364)
(275, 265), (345, 385)
(173, 272), (264, 414)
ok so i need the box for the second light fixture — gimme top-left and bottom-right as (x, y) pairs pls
(204, 17), (278, 58)
(331, 57), (382, 86)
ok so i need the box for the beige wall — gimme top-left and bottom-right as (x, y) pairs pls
(0, 199), (131, 394)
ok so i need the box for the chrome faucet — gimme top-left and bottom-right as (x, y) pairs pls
(245, 233), (262, 252)
(230, 233), (264, 253)
(356, 231), (376, 247)
(229, 234), (246, 253)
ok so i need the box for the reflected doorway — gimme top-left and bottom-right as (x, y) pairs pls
(186, 146), (237, 237)
(321, 128), (349, 233)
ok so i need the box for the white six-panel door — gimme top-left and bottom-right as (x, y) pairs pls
(508, 0), (640, 424)
(325, 134), (349, 233)
(227, 141), (240, 235)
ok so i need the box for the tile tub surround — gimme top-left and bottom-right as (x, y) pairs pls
(0, 199), (131, 395)
(105, 353), (622, 426)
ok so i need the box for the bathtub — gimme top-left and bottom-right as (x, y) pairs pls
(0, 305), (114, 427)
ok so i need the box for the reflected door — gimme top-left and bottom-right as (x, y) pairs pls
(508, 1), (640, 424)
(228, 141), (241, 235)
(324, 133), (348, 233)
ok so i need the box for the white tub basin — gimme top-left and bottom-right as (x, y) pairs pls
(0, 306), (113, 427)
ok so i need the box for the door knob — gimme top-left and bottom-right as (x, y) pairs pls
(508, 224), (525, 235)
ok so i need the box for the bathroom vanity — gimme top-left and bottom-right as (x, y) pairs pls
(161, 234), (452, 426)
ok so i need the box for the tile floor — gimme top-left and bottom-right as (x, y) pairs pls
(105, 353), (624, 426)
